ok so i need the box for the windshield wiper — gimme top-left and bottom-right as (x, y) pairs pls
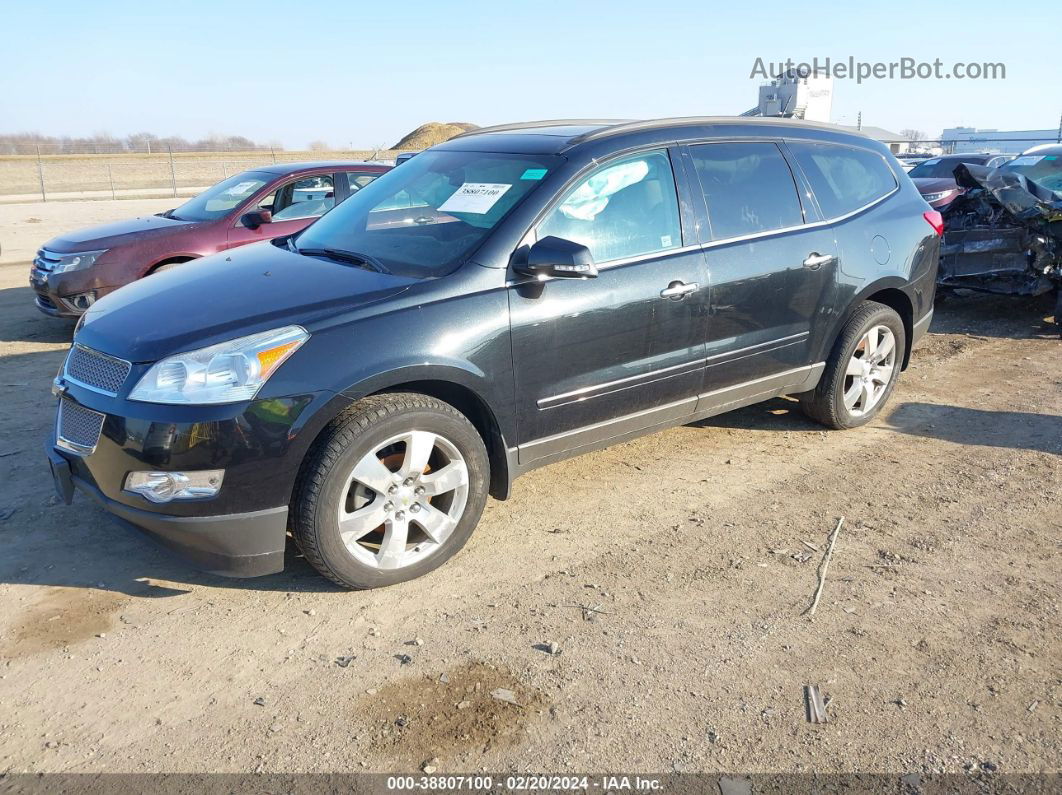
(296, 247), (389, 273)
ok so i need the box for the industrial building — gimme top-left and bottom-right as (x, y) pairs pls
(742, 69), (908, 153)
(940, 126), (1061, 155)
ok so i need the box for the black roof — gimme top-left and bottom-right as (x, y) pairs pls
(253, 160), (390, 175)
(437, 116), (883, 155)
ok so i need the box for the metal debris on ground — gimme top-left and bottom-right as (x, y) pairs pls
(335, 655), (355, 668)
(804, 684), (828, 723)
(253, 697), (266, 706)
(803, 517), (845, 617)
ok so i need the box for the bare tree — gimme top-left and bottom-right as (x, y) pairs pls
(900, 129), (926, 143)
(307, 140), (330, 152)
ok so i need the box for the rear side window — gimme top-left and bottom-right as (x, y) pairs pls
(538, 150), (682, 263)
(688, 142), (804, 240)
(788, 142), (897, 218)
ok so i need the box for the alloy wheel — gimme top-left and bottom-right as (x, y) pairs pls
(337, 431), (469, 570)
(843, 324), (896, 417)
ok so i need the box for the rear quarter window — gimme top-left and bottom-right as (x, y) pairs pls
(787, 142), (897, 219)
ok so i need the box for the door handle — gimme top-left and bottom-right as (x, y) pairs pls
(802, 252), (836, 270)
(660, 281), (699, 300)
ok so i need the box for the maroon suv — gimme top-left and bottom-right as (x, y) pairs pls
(30, 161), (390, 318)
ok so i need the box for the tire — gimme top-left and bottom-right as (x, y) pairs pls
(798, 301), (906, 430)
(292, 393), (489, 589)
(150, 259), (189, 274)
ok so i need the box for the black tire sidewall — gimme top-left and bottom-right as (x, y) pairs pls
(829, 305), (906, 429)
(307, 406), (489, 589)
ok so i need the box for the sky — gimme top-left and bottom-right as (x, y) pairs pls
(1, 0), (1058, 149)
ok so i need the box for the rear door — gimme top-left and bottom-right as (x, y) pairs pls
(509, 148), (709, 464)
(783, 140), (902, 355)
(685, 141), (839, 393)
(224, 172), (337, 249)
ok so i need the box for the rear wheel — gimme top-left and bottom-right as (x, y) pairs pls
(799, 301), (905, 429)
(292, 393), (489, 589)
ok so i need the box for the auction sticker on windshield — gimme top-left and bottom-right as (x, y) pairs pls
(438, 183), (511, 214)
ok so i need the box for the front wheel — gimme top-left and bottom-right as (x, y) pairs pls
(292, 393), (489, 589)
(799, 301), (905, 429)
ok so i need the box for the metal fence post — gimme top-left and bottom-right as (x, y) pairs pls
(168, 145), (177, 197)
(36, 145), (46, 201)
(107, 162), (116, 200)
(270, 146), (277, 164)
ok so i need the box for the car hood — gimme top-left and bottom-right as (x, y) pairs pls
(76, 241), (416, 362)
(43, 213), (197, 252)
(912, 177), (959, 194)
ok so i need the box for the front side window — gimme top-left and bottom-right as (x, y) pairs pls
(689, 142), (804, 240)
(295, 150), (560, 277)
(789, 142), (897, 218)
(170, 171), (270, 222)
(270, 175), (335, 221)
(538, 150), (681, 263)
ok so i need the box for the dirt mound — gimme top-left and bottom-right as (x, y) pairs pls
(392, 122), (479, 150)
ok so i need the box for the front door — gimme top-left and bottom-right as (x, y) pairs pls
(509, 149), (708, 465)
(225, 172), (337, 250)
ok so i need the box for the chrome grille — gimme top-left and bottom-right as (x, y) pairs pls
(33, 248), (63, 273)
(56, 399), (106, 455)
(64, 344), (131, 395)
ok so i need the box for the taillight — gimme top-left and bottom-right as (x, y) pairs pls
(923, 210), (944, 236)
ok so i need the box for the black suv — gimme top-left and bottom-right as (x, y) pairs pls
(47, 118), (940, 589)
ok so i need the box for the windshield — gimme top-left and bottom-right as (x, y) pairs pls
(908, 157), (984, 179)
(170, 171), (271, 222)
(294, 150), (561, 277)
(1000, 154), (1062, 193)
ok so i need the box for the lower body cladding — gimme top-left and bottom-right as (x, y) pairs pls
(47, 388), (346, 577)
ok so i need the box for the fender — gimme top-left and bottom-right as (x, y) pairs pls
(336, 361), (516, 500)
(821, 275), (917, 369)
(143, 253), (200, 276)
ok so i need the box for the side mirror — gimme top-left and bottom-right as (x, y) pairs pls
(517, 236), (598, 279)
(240, 209), (272, 230)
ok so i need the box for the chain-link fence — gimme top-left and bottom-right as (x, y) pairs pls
(0, 146), (406, 203)
(4, 133), (1059, 203)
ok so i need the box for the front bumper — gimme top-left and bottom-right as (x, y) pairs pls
(45, 383), (350, 578)
(48, 444), (287, 576)
(29, 267), (118, 318)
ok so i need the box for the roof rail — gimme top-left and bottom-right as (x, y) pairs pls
(449, 119), (633, 139)
(565, 115), (845, 147)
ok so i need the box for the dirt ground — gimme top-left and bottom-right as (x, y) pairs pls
(0, 200), (1058, 777)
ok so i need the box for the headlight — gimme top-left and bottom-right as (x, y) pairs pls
(51, 249), (107, 274)
(922, 190), (956, 203)
(129, 325), (309, 404)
